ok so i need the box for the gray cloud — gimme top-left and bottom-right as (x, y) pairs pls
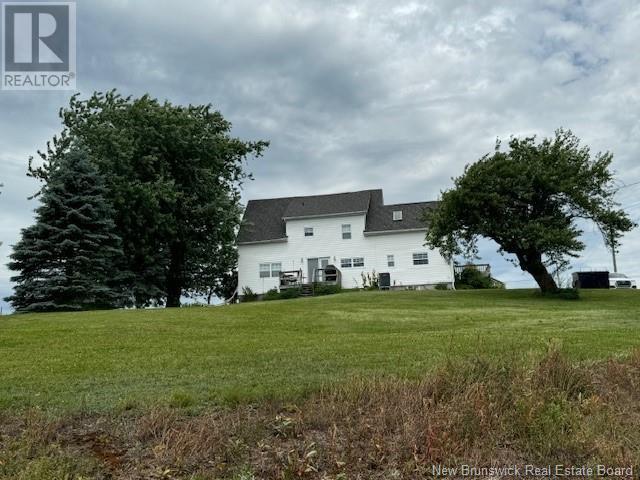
(1, 0), (640, 311)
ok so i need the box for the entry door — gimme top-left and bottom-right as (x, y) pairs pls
(307, 258), (317, 282)
(307, 257), (330, 282)
(319, 257), (329, 281)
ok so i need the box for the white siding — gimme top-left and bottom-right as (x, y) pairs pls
(237, 213), (454, 294)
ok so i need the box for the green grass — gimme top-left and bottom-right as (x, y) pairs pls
(1, 289), (639, 412)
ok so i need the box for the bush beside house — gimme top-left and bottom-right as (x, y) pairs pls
(455, 268), (496, 289)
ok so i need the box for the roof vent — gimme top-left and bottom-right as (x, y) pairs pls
(393, 210), (403, 221)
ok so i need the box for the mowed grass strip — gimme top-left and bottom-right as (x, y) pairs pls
(0, 289), (639, 412)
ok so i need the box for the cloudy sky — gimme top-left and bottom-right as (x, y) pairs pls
(1, 0), (640, 311)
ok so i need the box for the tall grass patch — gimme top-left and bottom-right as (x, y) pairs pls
(1, 349), (639, 478)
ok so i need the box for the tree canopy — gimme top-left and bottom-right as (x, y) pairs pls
(29, 90), (268, 307)
(425, 129), (636, 292)
(6, 150), (128, 312)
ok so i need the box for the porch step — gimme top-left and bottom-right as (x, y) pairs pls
(300, 284), (314, 297)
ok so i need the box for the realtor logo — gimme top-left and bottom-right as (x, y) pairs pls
(1, 2), (76, 90)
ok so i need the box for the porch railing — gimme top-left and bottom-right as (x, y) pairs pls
(454, 263), (491, 276)
(279, 269), (303, 289)
(311, 267), (341, 284)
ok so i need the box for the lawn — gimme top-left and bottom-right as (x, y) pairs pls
(1, 288), (639, 412)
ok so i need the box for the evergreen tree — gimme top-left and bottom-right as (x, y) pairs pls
(6, 150), (129, 312)
(30, 91), (267, 307)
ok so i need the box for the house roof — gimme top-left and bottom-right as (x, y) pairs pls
(237, 189), (438, 244)
(282, 190), (372, 219)
(364, 201), (439, 234)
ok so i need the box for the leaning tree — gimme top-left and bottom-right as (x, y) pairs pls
(29, 90), (268, 307)
(425, 129), (635, 292)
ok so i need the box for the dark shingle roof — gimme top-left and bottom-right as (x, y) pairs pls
(283, 190), (372, 218)
(237, 189), (438, 244)
(365, 201), (439, 233)
(236, 197), (291, 244)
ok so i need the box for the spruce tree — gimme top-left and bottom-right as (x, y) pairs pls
(6, 150), (129, 312)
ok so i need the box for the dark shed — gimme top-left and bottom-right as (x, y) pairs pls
(572, 271), (609, 289)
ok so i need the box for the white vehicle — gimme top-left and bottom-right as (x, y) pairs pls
(609, 273), (637, 289)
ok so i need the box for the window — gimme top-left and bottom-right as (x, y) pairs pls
(270, 263), (281, 277)
(304, 227), (314, 237)
(387, 255), (395, 267)
(393, 210), (403, 221)
(259, 263), (271, 278)
(341, 257), (364, 268)
(260, 262), (281, 278)
(342, 224), (351, 239)
(412, 252), (429, 265)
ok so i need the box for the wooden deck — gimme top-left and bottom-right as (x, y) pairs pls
(280, 266), (342, 296)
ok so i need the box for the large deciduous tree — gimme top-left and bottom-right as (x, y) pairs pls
(30, 91), (268, 307)
(6, 150), (129, 312)
(189, 246), (238, 304)
(425, 129), (635, 293)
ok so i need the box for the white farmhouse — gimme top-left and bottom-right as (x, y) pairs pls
(237, 189), (454, 295)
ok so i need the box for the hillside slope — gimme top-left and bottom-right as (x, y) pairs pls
(1, 289), (639, 412)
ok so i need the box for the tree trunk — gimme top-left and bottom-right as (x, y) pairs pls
(516, 250), (558, 293)
(166, 241), (185, 307)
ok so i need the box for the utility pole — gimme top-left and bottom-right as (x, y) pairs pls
(610, 228), (618, 273)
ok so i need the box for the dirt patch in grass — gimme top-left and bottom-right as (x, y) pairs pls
(1, 348), (639, 479)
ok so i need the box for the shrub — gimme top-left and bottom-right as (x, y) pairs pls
(263, 288), (280, 301)
(455, 267), (494, 289)
(241, 287), (258, 302)
(279, 288), (301, 299)
(541, 288), (580, 300)
(434, 283), (449, 290)
(313, 284), (342, 296)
